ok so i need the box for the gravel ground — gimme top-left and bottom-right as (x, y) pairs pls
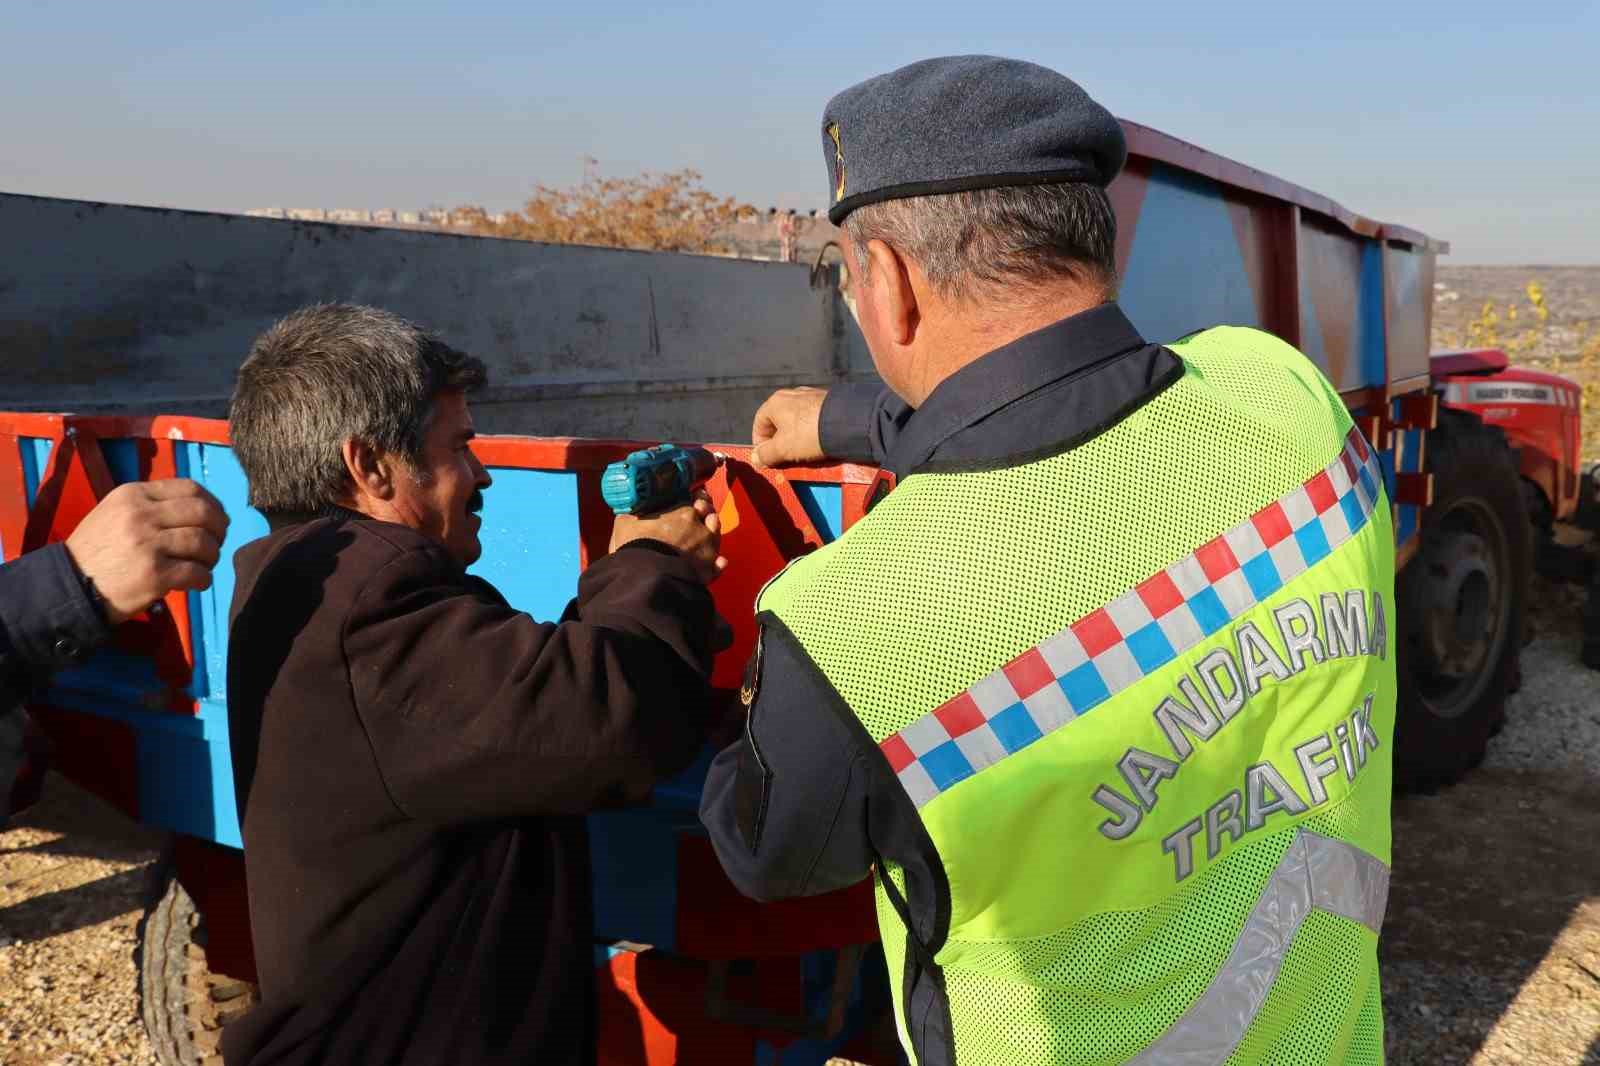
(1381, 632), (1600, 1065)
(4, 603), (1600, 1065)
(1, 777), (163, 1065)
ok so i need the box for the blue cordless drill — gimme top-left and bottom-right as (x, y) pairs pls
(600, 444), (725, 515)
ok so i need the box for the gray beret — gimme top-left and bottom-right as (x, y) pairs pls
(821, 55), (1127, 225)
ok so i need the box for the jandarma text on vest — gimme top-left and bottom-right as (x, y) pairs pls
(1091, 588), (1387, 874)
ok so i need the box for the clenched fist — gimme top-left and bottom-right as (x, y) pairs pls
(610, 491), (727, 583)
(750, 387), (827, 468)
(65, 480), (231, 625)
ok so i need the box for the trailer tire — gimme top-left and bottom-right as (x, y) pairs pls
(136, 849), (258, 1066)
(1395, 410), (1531, 792)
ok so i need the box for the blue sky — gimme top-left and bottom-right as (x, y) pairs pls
(2, 0), (1596, 263)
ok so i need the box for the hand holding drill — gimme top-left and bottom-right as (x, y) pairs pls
(604, 445), (728, 582)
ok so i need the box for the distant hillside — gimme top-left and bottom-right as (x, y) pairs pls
(1433, 265), (1600, 362)
(1432, 265), (1600, 460)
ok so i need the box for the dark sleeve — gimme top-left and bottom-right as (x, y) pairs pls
(0, 705), (22, 816)
(0, 543), (112, 708)
(699, 619), (875, 902)
(343, 539), (719, 821)
(818, 381), (914, 465)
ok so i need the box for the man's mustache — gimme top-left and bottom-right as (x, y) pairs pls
(467, 491), (485, 514)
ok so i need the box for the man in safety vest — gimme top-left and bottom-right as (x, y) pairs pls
(700, 55), (1395, 1065)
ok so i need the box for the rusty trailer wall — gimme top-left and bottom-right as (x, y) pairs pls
(2, 128), (1444, 447)
(0, 193), (874, 443)
(1111, 122), (1443, 399)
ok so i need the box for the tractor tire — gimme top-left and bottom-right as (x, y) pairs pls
(1394, 410), (1532, 792)
(135, 849), (259, 1066)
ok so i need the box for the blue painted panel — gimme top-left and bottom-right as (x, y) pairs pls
(100, 439), (142, 486)
(1300, 232), (1386, 391)
(1392, 423), (1424, 550)
(792, 483), (842, 544)
(20, 437), (52, 506)
(1358, 243), (1388, 391)
(1378, 436), (1408, 548)
(653, 746), (713, 811)
(467, 468), (583, 621)
(594, 744), (710, 947)
(588, 808), (685, 949)
(50, 648), (168, 711)
(1401, 428), (1424, 475)
(186, 445), (271, 702)
(1120, 164), (1259, 345)
(30, 690), (239, 845)
(136, 698), (241, 845)
(1297, 269), (1329, 372)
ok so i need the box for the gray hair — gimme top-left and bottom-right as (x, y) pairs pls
(843, 182), (1118, 302)
(229, 304), (487, 513)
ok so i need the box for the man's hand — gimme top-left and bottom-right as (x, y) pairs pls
(750, 387), (827, 468)
(64, 480), (230, 625)
(610, 491), (726, 582)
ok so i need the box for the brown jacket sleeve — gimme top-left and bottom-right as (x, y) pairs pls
(342, 540), (717, 822)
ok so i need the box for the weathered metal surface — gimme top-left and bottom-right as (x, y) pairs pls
(0, 194), (870, 442)
(1120, 121), (1445, 252)
(1111, 141), (1438, 397)
(2, 117), (1441, 439)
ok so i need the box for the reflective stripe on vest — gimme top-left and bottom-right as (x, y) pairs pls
(879, 426), (1385, 808)
(1127, 829), (1390, 1065)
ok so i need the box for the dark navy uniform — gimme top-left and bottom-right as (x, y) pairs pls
(0, 544), (111, 818)
(700, 303), (1178, 899)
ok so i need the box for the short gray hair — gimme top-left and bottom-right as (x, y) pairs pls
(843, 182), (1118, 302)
(230, 304), (487, 513)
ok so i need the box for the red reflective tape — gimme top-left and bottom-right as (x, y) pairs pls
(1072, 608), (1123, 659)
(1252, 501), (1293, 547)
(1347, 426), (1370, 461)
(1194, 536), (1240, 582)
(932, 691), (988, 738)
(1135, 571), (1185, 618)
(1001, 648), (1056, 700)
(880, 733), (916, 773)
(1305, 470), (1338, 514)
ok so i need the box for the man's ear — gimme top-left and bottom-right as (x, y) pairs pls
(340, 438), (396, 504)
(865, 238), (920, 347)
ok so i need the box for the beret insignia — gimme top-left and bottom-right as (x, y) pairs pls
(827, 122), (846, 203)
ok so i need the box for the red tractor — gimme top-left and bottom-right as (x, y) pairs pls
(1411, 348), (1589, 736)
(1432, 348), (1585, 532)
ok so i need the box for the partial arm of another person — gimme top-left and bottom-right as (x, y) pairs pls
(0, 546), (111, 712)
(345, 501), (728, 822)
(0, 479), (228, 815)
(750, 385), (912, 468)
(0, 544), (110, 817)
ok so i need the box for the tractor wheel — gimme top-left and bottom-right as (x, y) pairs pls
(135, 850), (259, 1066)
(1395, 410), (1532, 792)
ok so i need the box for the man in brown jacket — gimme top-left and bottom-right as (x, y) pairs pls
(222, 304), (723, 1066)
